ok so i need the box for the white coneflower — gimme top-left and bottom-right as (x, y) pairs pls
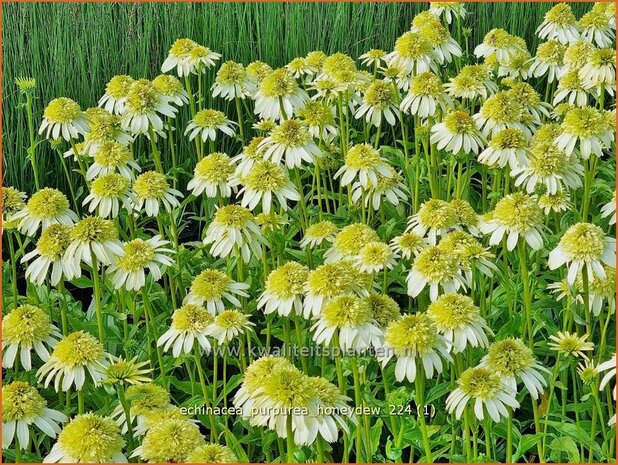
(286, 57), (311, 79)
(450, 198), (482, 236)
(203, 204), (266, 263)
(481, 338), (549, 400)
(446, 367), (519, 421)
(498, 47), (533, 80)
(258, 119), (321, 169)
(297, 101), (338, 141)
(474, 29), (522, 62)
(413, 12), (462, 64)
(233, 160), (299, 214)
(205, 309), (255, 345)
(355, 79), (399, 127)
(548, 331), (594, 359)
(186, 44), (222, 74)
(353, 165), (408, 211)
(158, 304), (213, 357)
(11, 188), (78, 237)
(254, 68), (308, 121)
(407, 198), (458, 245)
(359, 49), (388, 68)
(185, 108), (237, 142)
(312, 294), (382, 352)
(132, 171), (182, 217)
(474, 91), (530, 138)
(390, 231), (427, 260)
(21, 224), (73, 286)
(232, 136), (266, 178)
(64, 216), (123, 278)
(2, 304), (61, 370)
(2, 186), (26, 231)
(300, 221), (338, 248)
(355, 241), (397, 273)
(109, 383), (173, 435)
(539, 191), (572, 214)
(152, 74), (189, 106)
(134, 417), (204, 462)
(427, 293), (490, 354)
(212, 60), (257, 100)
(431, 110), (484, 155)
(575, 266), (616, 316)
(185, 268), (250, 314)
(107, 236), (174, 291)
(597, 355), (617, 425)
(429, 2), (466, 24)
(87, 141), (141, 180)
(406, 245), (466, 301)
(323, 222), (380, 262)
(445, 71), (490, 101)
(334, 143), (392, 189)
(101, 355), (152, 386)
(246, 60), (274, 83)
(82, 108), (133, 156)
(556, 106), (614, 159)
(388, 32), (434, 75)
(99, 75), (135, 114)
(579, 48), (616, 95)
(401, 71), (452, 118)
(553, 69), (591, 107)
(83, 173), (134, 218)
(187, 152), (235, 198)
(601, 190), (616, 225)
(579, 8), (615, 47)
(186, 444), (238, 463)
(39, 97), (89, 141)
(45, 413), (126, 463)
(439, 232), (498, 280)
(258, 262), (309, 316)
(121, 79), (178, 134)
(161, 38), (199, 76)
(549, 222), (616, 284)
(530, 40), (566, 82)
(536, 3), (580, 44)
(480, 192), (544, 251)
(316, 52), (361, 95)
(512, 142), (583, 194)
(2, 381), (67, 450)
(303, 261), (364, 318)
(364, 294), (401, 329)
(37, 331), (106, 391)
(380, 313), (452, 383)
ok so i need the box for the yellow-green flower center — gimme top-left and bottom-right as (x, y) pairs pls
(333, 223), (380, 256)
(410, 72), (443, 97)
(246, 61), (273, 82)
(36, 223), (73, 259)
(93, 141), (131, 167)
(358, 241), (393, 267)
(244, 160), (288, 191)
(545, 3), (576, 26)
(195, 152), (234, 182)
(493, 193), (542, 232)
(536, 40), (565, 64)
(365, 294), (400, 328)
(485, 338), (534, 376)
(260, 364), (316, 408)
(126, 383), (170, 415)
(117, 239), (156, 271)
(105, 75), (134, 99)
(214, 310), (250, 330)
(265, 262), (309, 299)
(71, 216), (118, 243)
(125, 79), (160, 113)
(418, 199), (458, 229)
(27, 188), (70, 219)
(307, 262), (356, 297)
(190, 269), (231, 300)
(345, 144), (382, 170)
(133, 171), (170, 200)
(427, 293), (480, 329)
(363, 80), (396, 108)
(91, 173), (130, 198)
(385, 313), (439, 356)
(562, 107), (607, 138)
(193, 109), (227, 128)
(271, 119), (311, 147)
(171, 304), (214, 332)
(3, 304), (52, 346)
(457, 367), (502, 399)
(259, 68), (298, 97)
(413, 246), (459, 282)
(559, 222), (607, 261)
(141, 419), (204, 463)
(186, 444), (237, 463)
(58, 414), (124, 462)
(43, 97), (82, 123)
(152, 74), (184, 96)
(169, 38), (197, 58)
(298, 101), (335, 126)
(214, 205), (254, 227)
(2, 187), (26, 218)
(444, 111), (476, 134)
(216, 60), (247, 85)
(2, 381), (46, 421)
(52, 331), (104, 367)
(482, 28), (513, 48)
(394, 32), (432, 58)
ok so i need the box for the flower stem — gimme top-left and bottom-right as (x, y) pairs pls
(286, 415), (296, 463)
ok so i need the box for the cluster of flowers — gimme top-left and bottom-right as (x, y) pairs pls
(2, 2), (616, 463)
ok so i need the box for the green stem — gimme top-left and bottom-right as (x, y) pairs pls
(286, 415), (296, 463)
(90, 252), (105, 344)
(518, 240), (534, 346)
(194, 343), (218, 442)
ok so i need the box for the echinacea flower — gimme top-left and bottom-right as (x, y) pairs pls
(427, 293), (490, 353)
(335, 143), (393, 190)
(536, 3), (580, 44)
(258, 261), (309, 316)
(429, 2), (466, 24)
(548, 222), (616, 284)
(205, 309), (255, 345)
(158, 304), (213, 356)
(480, 192), (544, 251)
(481, 337), (548, 400)
(355, 240), (397, 273)
(161, 38), (199, 76)
(64, 216), (123, 278)
(2, 381), (67, 450)
(37, 331), (106, 391)
(446, 367), (519, 421)
(107, 235), (175, 291)
(365, 294), (401, 329)
(121, 79), (178, 134)
(579, 48), (616, 95)
(380, 313), (452, 383)
(109, 383), (172, 434)
(203, 204), (266, 262)
(407, 198), (458, 245)
(553, 69), (591, 107)
(300, 220), (338, 248)
(246, 60), (274, 83)
(99, 75), (135, 114)
(254, 68), (308, 121)
(11, 188), (78, 237)
(132, 171), (183, 217)
(134, 418), (204, 463)
(151, 74), (189, 106)
(2, 186), (26, 231)
(530, 40), (566, 82)
(400, 71), (452, 118)
(21, 224), (74, 286)
(539, 191), (572, 214)
(187, 152), (235, 198)
(355, 79), (399, 127)
(39, 97), (89, 141)
(185, 108), (237, 142)
(406, 245), (466, 300)
(323, 223), (380, 263)
(83, 173), (134, 218)
(2, 304), (61, 370)
(87, 141), (141, 180)
(575, 265), (616, 315)
(297, 101), (338, 141)
(186, 444), (238, 463)
(359, 49), (388, 67)
(548, 331), (594, 359)
(231, 136), (266, 178)
(431, 110), (484, 155)
(233, 160), (299, 214)
(579, 9), (616, 47)
(601, 190), (616, 225)
(303, 261), (363, 318)
(388, 31), (434, 75)
(353, 165), (408, 211)
(186, 44), (222, 74)
(474, 29), (522, 62)
(212, 60), (257, 100)
(390, 231), (427, 260)
(555, 106), (614, 159)
(258, 119), (321, 169)
(101, 355), (152, 386)
(185, 268), (250, 314)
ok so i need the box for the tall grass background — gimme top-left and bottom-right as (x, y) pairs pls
(2, 1), (592, 191)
